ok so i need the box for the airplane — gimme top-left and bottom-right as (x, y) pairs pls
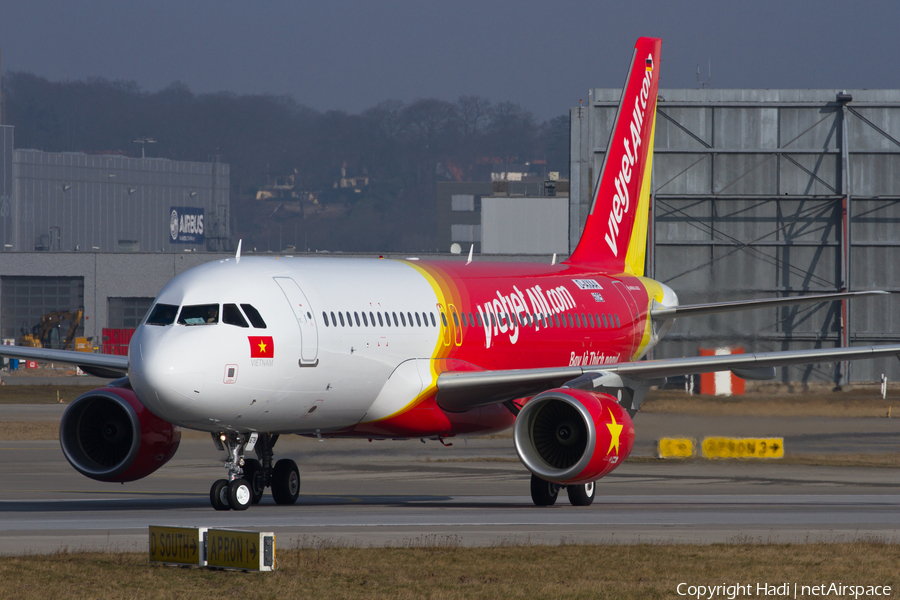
(2, 37), (898, 512)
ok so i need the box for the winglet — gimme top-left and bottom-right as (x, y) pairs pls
(466, 244), (474, 265)
(235, 239), (242, 264)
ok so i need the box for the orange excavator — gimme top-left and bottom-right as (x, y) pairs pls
(18, 309), (84, 350)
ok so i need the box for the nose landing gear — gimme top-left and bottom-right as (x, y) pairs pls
(209, 431), (299, 510)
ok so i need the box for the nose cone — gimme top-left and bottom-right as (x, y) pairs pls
(129, 325), (204, 425)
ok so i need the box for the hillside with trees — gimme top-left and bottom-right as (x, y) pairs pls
(2, 73), (569, 252)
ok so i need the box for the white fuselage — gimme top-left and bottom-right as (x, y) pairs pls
(129, 256), (443, 433)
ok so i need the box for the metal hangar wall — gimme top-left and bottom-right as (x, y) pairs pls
(0, 125), (231, 254)
(571, 88), (900, 383)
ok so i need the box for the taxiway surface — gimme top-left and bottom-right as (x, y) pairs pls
(2, 408), (900, 553)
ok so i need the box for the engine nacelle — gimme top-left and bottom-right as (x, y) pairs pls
(513, 388), (634, 485)
(59, 382), (181, 483)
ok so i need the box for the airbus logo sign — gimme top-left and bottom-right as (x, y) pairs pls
(169, 206), (205, 244)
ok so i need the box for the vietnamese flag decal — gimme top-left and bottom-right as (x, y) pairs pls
(248, 336), (275, 358)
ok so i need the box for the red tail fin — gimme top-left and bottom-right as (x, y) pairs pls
(567, 37), (661, 274)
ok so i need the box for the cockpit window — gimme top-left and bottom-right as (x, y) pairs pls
(146, 303), (178, 326)
(178, 304), (219, 325)
(241, 304), (267, 329)
(223, 304), (249, 328)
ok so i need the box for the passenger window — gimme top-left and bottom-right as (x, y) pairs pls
(378, 312), (384, 327)
(407, 312), (413, 327)
(400, 312), (407, 327)
(323, 312), (330, 327)
(178, 304), (219, 325)
(223, 304), (249, 328)
(346, 312), (353, 327)
(430, 313), (436, 327)
(384, 312), (391, 327)
(588, 314), (595, 328)
(476, 313), (482, 327)
(339, 312), (345, 326)
(241, 304), (267, 329)
(453, 312), (459, 327)
(146, 303), (178, 326)
(369, 311), (375, 326)
(615, 314), (621, 328)
(415, 312), (422, 327)
(362, 312), (368, 327)
(354, 312), (361, 327)
(393, 312), (399, 327)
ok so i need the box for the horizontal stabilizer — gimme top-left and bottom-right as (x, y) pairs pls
(650, 290), (889, 320)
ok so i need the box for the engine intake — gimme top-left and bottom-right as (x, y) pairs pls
(60, 383), (181, 483)
(514, 388), (634, 485)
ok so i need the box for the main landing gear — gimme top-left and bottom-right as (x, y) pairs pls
(530, 474), (596, 507)
(209, 431), (300, 511)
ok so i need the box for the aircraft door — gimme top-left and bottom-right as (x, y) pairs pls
(611, 280), (640, 359)
(274, 277), (319, 365)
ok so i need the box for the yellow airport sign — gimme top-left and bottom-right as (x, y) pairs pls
(207, 529), (275, 571)
(149, 526), (206, 566)
(658, 437), (695, 459)
(702, 437), (784, 459)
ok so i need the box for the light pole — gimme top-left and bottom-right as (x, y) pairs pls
(132, 137), (157, 158)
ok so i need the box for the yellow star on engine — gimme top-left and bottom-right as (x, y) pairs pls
(258, 340), (267, 354)
(606, 408), (623, 455)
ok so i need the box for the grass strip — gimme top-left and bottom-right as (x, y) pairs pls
(0, 542), (898, 600)
(0, 385), (96, 405)
(642, 390), (898, 418)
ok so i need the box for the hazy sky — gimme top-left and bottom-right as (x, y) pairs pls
(2, 0), (897, 120)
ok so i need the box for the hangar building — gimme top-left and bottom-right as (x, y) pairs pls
(0, 125), (230, 253)
(0, 124), (230, 349)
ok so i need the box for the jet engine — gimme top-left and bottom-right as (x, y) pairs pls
(59, 381), (181, 483)
(513, 388), (634, 485)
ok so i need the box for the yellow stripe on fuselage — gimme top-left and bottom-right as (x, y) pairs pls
(633, 276), (666, 360)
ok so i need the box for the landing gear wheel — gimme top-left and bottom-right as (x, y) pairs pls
(228, 479), (252, 511)
(271, 459), (300, 505)
(530, 474), (559, 506)
(210, 479), (230, 511)
(567, 481), (595, 506)
(242, 459), (265, 505)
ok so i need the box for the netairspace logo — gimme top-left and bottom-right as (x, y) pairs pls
(676, 582), (892, 599)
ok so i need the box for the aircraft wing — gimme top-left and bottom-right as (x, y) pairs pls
(0, 346), (128, 379)
(435, 343), (900, 412)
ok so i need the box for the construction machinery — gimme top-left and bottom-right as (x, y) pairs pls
(18, 309), (84, 350)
